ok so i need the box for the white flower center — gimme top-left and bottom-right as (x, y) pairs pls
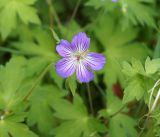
(73, 50), (88, 62)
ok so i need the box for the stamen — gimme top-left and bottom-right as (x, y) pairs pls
(74, 50), (89, 62)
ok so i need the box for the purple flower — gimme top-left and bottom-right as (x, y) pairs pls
(55, 32), (106, 83)
(112, 0), (118, 2)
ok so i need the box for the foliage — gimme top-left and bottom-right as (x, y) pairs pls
(52, 95), (106, 137)
(86, 0), (156, 28)
(122, 58), (160, 104)
(0, 0), (160, 137)
(92, 15), (149, 87)
(0, 0), (40, 39)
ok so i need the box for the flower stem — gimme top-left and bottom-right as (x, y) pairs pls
(151, 87), (160, 112)
(47, 0), (54, 28)
(46, 0), (62, 29)
(95, 84), (106, 106)
(23, 62), (54, 101)
(149, 79), (160, 110)
(137, 115), (150, 137)
(87, 83), (94, 115)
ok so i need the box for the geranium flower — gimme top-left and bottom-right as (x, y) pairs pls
(55, 32), (106, 83)
(112, 0), (118, 2)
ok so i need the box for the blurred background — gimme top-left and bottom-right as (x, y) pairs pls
(0, 0), (160, 137)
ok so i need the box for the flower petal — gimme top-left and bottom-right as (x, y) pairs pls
(76, 61), (94, 83)
(56, 39), (74, 57)
(56, 58), (76, 78)
(85, 52), (106, 70)
(71, 32), (90, 52)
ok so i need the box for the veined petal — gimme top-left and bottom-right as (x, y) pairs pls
(56, 39), (74, 57)
(56, 58), (76, 78)
(76, 61), (94, 83)
(85, 52), (106, 70)
(71, 32), (90, 52)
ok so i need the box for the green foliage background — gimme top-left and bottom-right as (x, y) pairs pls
(0, 0), (160, 137)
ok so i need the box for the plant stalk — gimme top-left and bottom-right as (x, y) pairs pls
(87, 83), (94, 115)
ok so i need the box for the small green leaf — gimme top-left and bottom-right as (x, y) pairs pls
(67, 76), (77, 96)
(50, 28), (60, 43)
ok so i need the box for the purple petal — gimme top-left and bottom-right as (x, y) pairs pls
(56, 39), (74, 57)
(112, 0), (118, 2)
(56, 58), (76, 78)
(84, 52), (106, 70)
(76, 61), (94, 83)
(71, 32), (90, 52)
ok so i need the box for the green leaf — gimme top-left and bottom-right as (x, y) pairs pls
(50, 28), (60, 43)
(67, 76), (77, 96)
(145, 57), (160, 75)
(0, 114), (38, 137)
(26, 57), (49, 78)
(54, 117), (105, 137)
(0, 56), (27, 109)
(60, 21), (82, 40)
(93, 16), (149, 87)
(99, 90), (137, 137)
(100, 91), (127, 117)
(53, 95), (87, 120)
(86, 0), (156, 27)
(27, 85), (65, 134)
(13, 26), (63, 88)
(104, 91), (127, 117)
(52, 95), (107, 137)
(13, 26), (58, 62)
(109, 114), (137, 137)
(154, 35), (160, 58)
(86, 0), (116, 10)
(0, 2), (17, 39)
(49, 69), (64, 89)
(0, 0), (40, 39)
(123, 76), (146, 103)
(120, 0), (156, 28)
(123, 59), (146, 77)
(122, 59), (156, 104)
